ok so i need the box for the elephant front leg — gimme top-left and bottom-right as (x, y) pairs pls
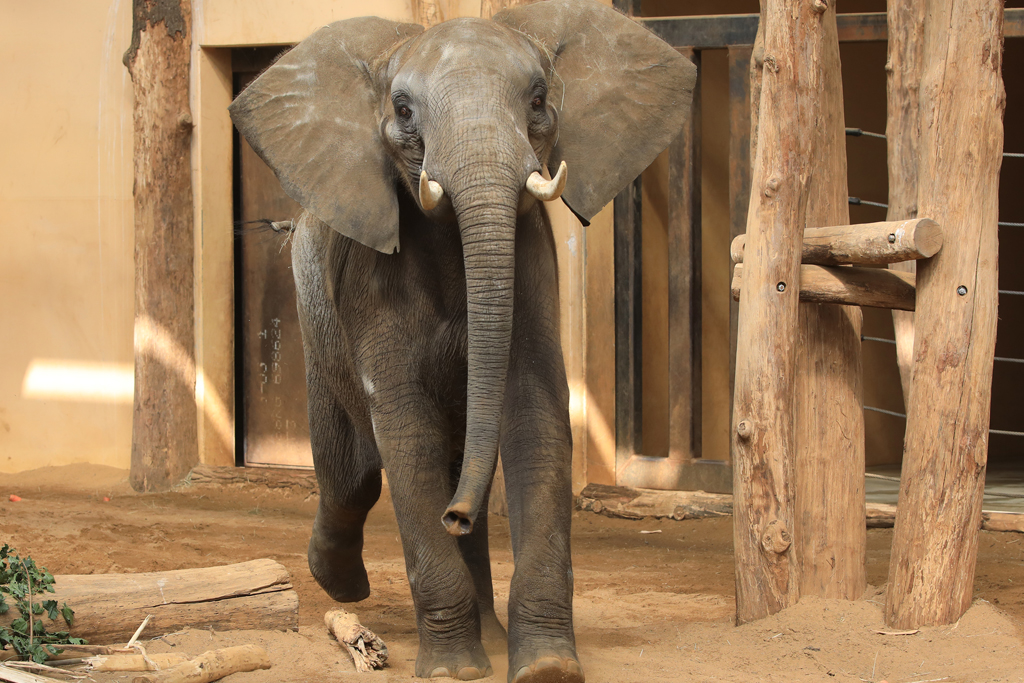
(373, 407), (493, 680)
(500, 362), (582, 683)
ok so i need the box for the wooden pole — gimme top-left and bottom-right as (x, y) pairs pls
(792, 2), (865, 602)
(730, 219), (943, 266)
(731, 0), (814, 623)
(125, 0), (198, 492)
(886, 0), (926, 402)
(885, 0), (1004, 629)
(732, 264), (916, 312)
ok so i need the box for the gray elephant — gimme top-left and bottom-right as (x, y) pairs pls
(230, 1), (694, 680)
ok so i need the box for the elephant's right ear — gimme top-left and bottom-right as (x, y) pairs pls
(230, 18), (423, 254)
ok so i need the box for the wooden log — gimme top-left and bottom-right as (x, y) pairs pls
(132, 645), (271, 683)
(325, 610), (389, 672)
(189, 463), (318, 493)
(730, 219), (942, 265)
(732, 263), (917, 311)
(886, 0), (927, 401)
(790, 3), (865, 603)
(577, 483), (732, 521)
(732, 0), (820, 623)
(0, 665), (59, 683)
(18, 560), (299, 644)
(884, 0), (1004, 629)
(125, 0), (198, 492)
(88, 654), (190, 672)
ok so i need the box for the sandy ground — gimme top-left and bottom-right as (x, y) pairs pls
(1, 464), (1023, 682)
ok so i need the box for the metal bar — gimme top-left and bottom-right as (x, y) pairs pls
(667, 49), (702, 465)
(641, 9), (1024, 49)
(865, 405), (907, 419)
(614, 175), (643, 468)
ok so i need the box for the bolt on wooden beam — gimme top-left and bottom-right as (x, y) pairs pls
(730, 218), (942, 266)
(732, 263), (916, 311)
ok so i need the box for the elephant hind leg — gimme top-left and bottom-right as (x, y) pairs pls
(457, 494), (508, 650)
(307, 390), (382, 603)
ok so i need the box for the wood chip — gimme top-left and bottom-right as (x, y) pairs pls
(872, 629), (920, 636)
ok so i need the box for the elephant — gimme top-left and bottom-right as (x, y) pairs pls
(229, 1), (694, 680)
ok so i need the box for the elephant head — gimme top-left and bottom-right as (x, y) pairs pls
(229, 0), (695, 536)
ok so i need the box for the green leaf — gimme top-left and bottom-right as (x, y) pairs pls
(31, 602), (44, 615)
(9, 618), (27, 635)
(61, 603), (74, 627)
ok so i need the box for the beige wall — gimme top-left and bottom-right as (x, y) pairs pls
(1, 1), (135, 472)
(1, 0), (600, 480)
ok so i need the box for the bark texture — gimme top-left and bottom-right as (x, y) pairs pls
(731, 0), (810, 623)
(732, 263), (917, 312)
(792, 2), (865, 602)
(886, 0), (926, 400)
(41, 560), (298, 643)
(126, 0), (198, 492)
(885, 0), (1004, 629)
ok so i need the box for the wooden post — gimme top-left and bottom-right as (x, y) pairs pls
(668, 50), (702, 465)
(731, 0), (821, 622)
(125, 0), (198, 492)
(728, 46), (753, 403)
(791, 2), (865, 601)
(885, 0), (1004, 629)
(886, 0), (926, 402)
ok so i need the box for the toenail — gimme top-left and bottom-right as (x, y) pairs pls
(430, 667), (453, 678)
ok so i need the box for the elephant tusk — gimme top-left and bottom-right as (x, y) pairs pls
(419, 170), (444, 211)
(525, 160), (567, 202)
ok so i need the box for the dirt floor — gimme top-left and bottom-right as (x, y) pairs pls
(1, 464), (1023, 682)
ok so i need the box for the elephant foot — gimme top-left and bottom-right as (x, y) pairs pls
(416, 644), (493, 680)
(510, 654), (584, 683)
(308, 533), (370, 602)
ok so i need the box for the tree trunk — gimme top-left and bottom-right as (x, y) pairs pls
(125, 0), (198, 492)
(885, 0), (1004, 629)
(731, 0), (813, 623)
(886, 0), (926, 402)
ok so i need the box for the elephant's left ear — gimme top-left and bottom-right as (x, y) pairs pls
(230, 18), (424, 254)
(493, 0), (695, 225)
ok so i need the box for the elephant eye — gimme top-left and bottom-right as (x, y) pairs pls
(531, 96), (544, 110)
(397, 105), (412, 120)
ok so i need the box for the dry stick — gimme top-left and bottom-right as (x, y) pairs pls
(126, 615), (153, 648)
(131, 645), (271, 683)
(18, 560), (32, 650)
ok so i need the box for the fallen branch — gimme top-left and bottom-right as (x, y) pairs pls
(0, 664), (62, 683)
(87, 654), (189, 672)
(131, 645), (271, 683)
(188, 464), (317, 493)
(325, 610), (388, 672)
(18, 560), (299, 643)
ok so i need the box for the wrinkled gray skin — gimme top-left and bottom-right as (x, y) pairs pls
(230, 2), (693, 681)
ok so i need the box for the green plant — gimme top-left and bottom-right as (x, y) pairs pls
(0, 544), (84, 663)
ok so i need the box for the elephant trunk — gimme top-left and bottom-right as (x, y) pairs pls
(439, 157), (521, 537)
